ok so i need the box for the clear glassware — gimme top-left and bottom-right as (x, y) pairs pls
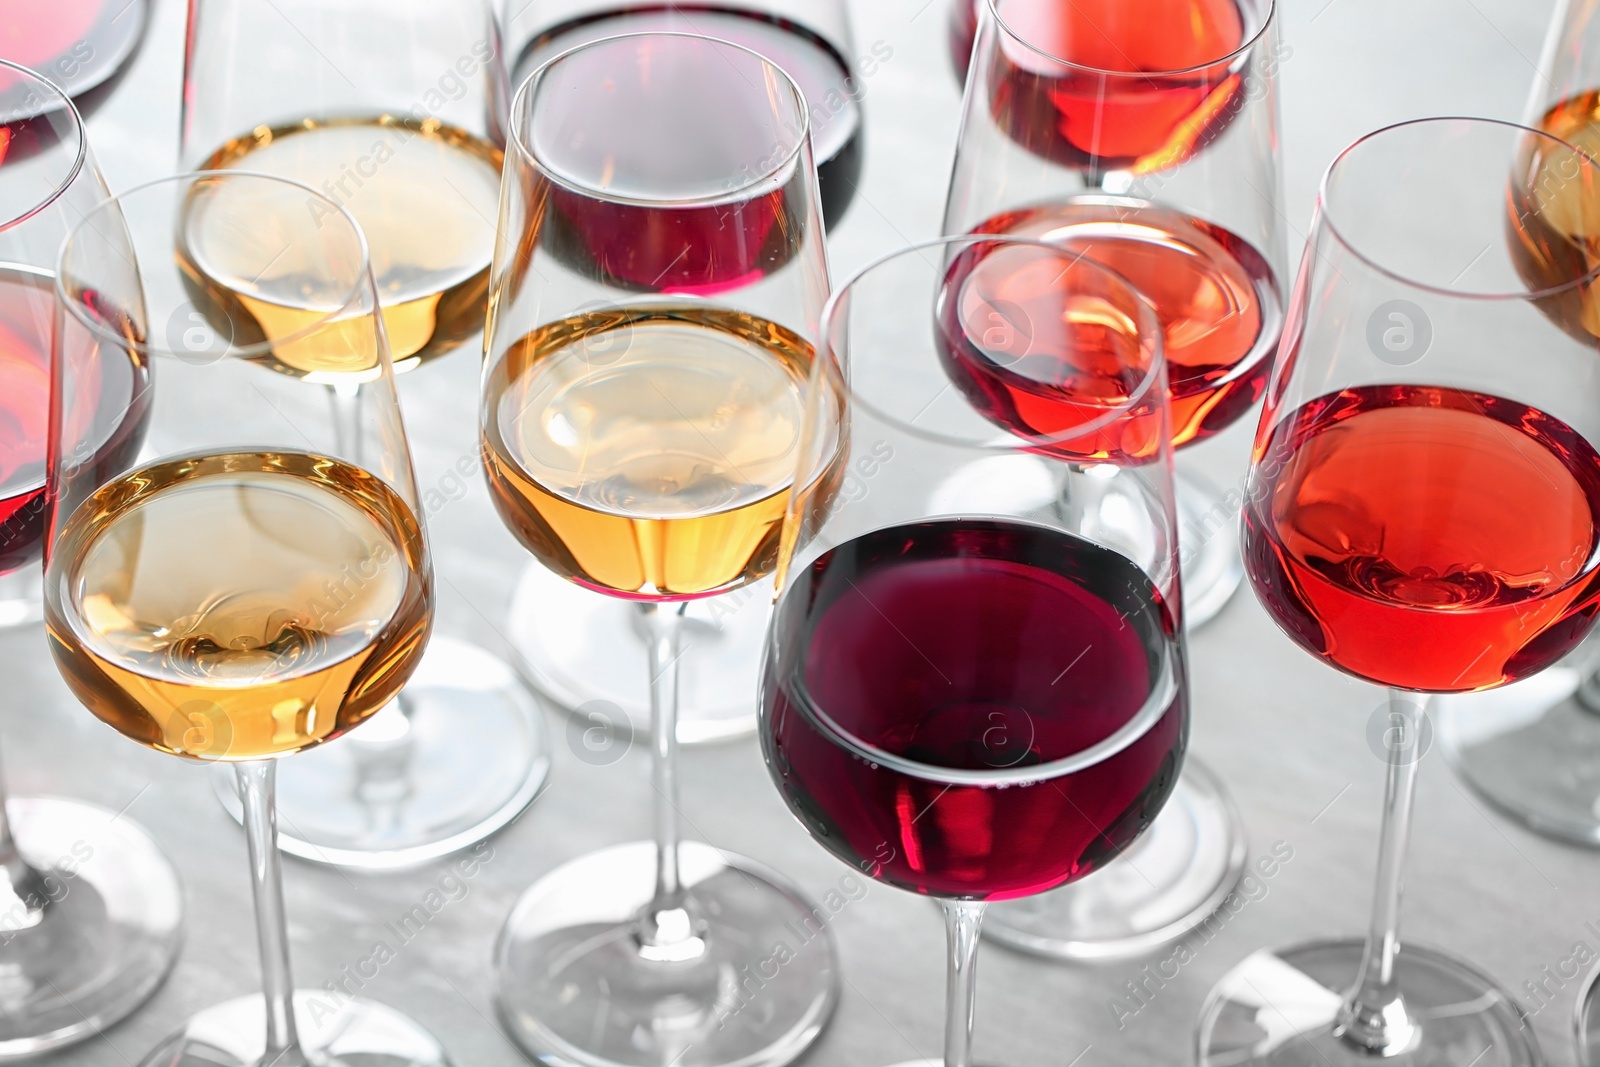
(480, 33), (837, 1067)
(0, 59), (182, 1057)
(940, 0), (1283, 960)
(764, 233), (1187, 1067)
(501, 0), (865, 749)
(50, 170), (448, 1067)
(180, 0), (549, 870)
(0, 0), (150, 113)
(1195, 116), (1600, 1067)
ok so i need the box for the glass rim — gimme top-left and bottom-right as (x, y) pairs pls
(818, 234), (1169, 454)
(55, 169), (379, 362)
(983, 0), (1277, 79)
(509, 29), (814, 208)
(0, 59), (90, 235)
(1317, 115), (1600, 302)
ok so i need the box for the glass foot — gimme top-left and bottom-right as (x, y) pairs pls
(1197, 940), (1541, 1067)
(984, 759), (1246, 962)
(136, 992), (450, 1067)
(507, 563), (766, 745)
(0, 797), (183, 1059)
(1438, 666), (1600, 846)
(0, 570), (41, 631)
(495, 840), (838, 1067)
(1576, 960), (1600, 1065)
(1176, 468), (1245, 630)
(213, 637), (550, 871)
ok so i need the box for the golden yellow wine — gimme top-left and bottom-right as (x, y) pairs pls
(482, 307), (824, 599)
(44, 452), (432, 761)
(184, 117), (504, 375)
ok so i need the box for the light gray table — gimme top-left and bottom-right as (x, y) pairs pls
(20, 0), (1590, 1064)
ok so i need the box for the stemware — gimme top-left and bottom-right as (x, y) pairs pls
(180, 0), (549, 870)
(50, 171), (447, 1067)
(1195, 116), (1600, 1067)
(941, 0), (1282, 960)
(501, 0), (867, 748)
(763, 234), (1187, 1067)
(0, 0), (149, 110)
(0, 60), (182, 1057)
(481, 32), (837, 1067)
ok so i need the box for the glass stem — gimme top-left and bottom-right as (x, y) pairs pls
(1335, 690), (1429, 1055)
(328, 380), (363, 460)
(237, 762), (305, 1065)
(941, 900), (986, 1067)
(636, 602), (700, 956)
(0, 742), (48, 924)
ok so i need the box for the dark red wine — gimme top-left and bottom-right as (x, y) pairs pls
(516, 6), (863, 230)
(953, 0), (1249, 174)
(948, 200), (1281, 451)
(0, 0), (148, 104)
(761, 519), (1186, 900)
(0, 268), (149, 576)
(1246, 384), (1600, 693)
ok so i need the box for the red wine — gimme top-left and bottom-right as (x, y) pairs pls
(0, 0), (148, 103)
(1246, 385), (1600, 693)
(761, 519), (1186, 900)
(0, 267), (149, 576)
(516, 5), (863, 230)
(948, 200), (1281, 451)
(954, 0), (1249, 174)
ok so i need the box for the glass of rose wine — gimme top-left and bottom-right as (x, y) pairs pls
(500, 0), (869, 753)
(0, 59), (182, 1057)
(481, 32), (837, 1067)
(180, 0), (551, 870)
(0, 0), (149, 113)
(1194, 116), (1600, 1067)
(764, 234), (1187, 1067)
(50, 171), (447, 1067)
(939, 0), (1282, 962)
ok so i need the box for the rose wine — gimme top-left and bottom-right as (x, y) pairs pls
(185, 117), (504, 374)
(515, 5), (864, 228)
(44, 451), (432, 761)
(762, 518), (1186, 900)
(959, 0), (1249, 174)
(0, 266), (149, 576)
(1510, 91), (1600, 342)
(0, 0), (147, 101)
(1245, 385), (1600, 693)
(484, 306), (833, 600)
(945, 199), (1281, 452)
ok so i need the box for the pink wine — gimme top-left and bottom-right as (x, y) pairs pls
(0, 0), (148, 102)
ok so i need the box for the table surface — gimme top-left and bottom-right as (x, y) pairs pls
(19, 0), (1592, 1065)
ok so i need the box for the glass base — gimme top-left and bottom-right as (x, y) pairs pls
(507, 564), (766, 745)
(1197, 940), (1541, 1067)
(0, 797), (183, 1059)
(136, 992), (450, 1067)
(984, 759), (1246, 962)
(495, 840), (838, 1067)
(1176, 468), (1246, 630)
(1576, 960), (1600, 1065)
(1438, 666), (1600, 846)
(213, 637), (550, 871)
(0, 571), (42, 631)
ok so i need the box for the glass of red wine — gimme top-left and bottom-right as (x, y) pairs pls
(0, 59), (181, 1055)
(501, 0), (865, 751)
(764, 234), (1187, 1067)
(939, 0), (1282, 962)
(1195, 116), (1600, 1067)
(482, 33), (838, 1067)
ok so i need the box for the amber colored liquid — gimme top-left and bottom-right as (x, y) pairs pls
(483, 307), (827, 600)
(188, 117), (504, 374)
(1511, 92), (1600, 341)
(44, 452), (432, 760)
(1245, 385), (1600, 693)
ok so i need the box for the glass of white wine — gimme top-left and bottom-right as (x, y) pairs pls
(179, 0), (549, 870)
(49, 171), (444, 1067)
(481, 33), (839, 1067)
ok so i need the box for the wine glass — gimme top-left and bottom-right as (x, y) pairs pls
(0, 60), (182, 1057)
(763, 234), (1186, 1067)
(1195, 116), (1600, 1067)
(180, 0), (550, 870)
(481, 33), (836, 1067)
(501, 0), (865, 750)
(50, 171), (446, 1067)
(940, 0), (1281, 961)
(0, 0), (150, 113)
